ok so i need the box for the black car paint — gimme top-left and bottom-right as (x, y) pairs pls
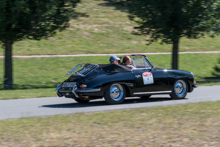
(132, 68), (170, 93)
(63, 68), (194, 97)
(66, 69), (135, 97)
(166, 69), (195, 92)
(57, 55), (196, 100)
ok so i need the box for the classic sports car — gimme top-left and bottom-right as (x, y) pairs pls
(56, 54), (197, 104)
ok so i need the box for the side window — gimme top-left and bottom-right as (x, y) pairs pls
(131, 56), (151, 69)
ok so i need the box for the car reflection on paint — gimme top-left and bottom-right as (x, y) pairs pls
(56, 54), (197, 104)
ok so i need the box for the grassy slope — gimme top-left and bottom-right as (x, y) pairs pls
(0, 0), (219, 56)
(0, 102), (220, 146)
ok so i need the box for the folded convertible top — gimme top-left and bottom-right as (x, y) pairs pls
(99, 64), (131, 73)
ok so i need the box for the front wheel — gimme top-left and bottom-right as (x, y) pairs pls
(104, 83), (126, 104)
(170, 80), (188, 99)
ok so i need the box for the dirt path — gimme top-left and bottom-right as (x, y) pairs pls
(0, 51), (220, 58)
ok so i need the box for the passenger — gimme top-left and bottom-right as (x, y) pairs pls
(122, 56), (136, 69)
(109, 55), (120, 64)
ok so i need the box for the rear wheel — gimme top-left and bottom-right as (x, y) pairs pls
(104, 83), (126, 104)
(74, 98), (90, 103)
(170, 80), (188, 99)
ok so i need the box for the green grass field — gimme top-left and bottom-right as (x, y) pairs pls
(0, 102), (220, 146)
(0, 53), (220, 100)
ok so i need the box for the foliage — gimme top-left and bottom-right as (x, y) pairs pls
(0, 0), (81, 42)
(110, 0), (220, 69)
(116, 0), (220, 43)
(0, 0), (81, 89)
(212, 55), (220, 77)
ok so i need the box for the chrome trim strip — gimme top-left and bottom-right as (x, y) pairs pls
(72, 90), (79, 98)
(133, 91), (172, 95)
(75, 88), (101, 93)
(59, 90), (72, 93)
(72, 84), (79, 98)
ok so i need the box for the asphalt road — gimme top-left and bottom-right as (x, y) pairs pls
(0, 85), (220, 120)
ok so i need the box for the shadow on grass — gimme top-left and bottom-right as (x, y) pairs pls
(204, 77), (220, 79)
(41, 97), (187, 108)
(98, 0), (129, 12)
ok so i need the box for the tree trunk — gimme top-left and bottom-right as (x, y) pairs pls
(4, 40), (13, 89)
(171, 37), (180, 69)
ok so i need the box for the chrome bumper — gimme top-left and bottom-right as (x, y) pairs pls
(75, 88), (101, 93)
(193, 84), (198, 88)
(56, 85), (101, 98)
(56, 85), (63, 97)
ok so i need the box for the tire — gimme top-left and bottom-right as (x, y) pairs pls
(170, 79), (188, 99)
(74, 98), (90, 103)
(140, 95), (151, 99)
(104, 83), (126, 104)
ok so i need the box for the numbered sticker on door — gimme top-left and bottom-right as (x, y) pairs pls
(142, 72), (154, 85)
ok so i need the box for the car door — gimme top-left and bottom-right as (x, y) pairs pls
(131, 56), (170, 94)
(133, 68), (169, 91)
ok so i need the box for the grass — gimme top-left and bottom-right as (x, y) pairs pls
(0, 88), (56, 100)
(0, 101), (220, 146)
(0, 53), (220, 100)
(0, 0), (220, 56)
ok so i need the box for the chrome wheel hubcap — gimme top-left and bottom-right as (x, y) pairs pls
(110, 84), (124, 101)
(174, 80), (187, 97)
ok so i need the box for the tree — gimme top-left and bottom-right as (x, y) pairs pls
(113, 0), (220, 69)
(212, 55), (220, 77)
(0, 0), (81, 89)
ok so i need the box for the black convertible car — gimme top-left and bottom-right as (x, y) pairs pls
(56, 54), (197, 104)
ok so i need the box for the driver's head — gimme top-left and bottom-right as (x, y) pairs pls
(109, 55), (120, 64)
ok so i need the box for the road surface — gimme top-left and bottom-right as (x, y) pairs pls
(0, 85), (219, 120)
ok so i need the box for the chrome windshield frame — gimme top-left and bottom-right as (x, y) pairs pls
(129, 54), (155, 69)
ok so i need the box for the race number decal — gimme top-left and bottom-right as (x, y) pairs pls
(142, 72), (154, 85)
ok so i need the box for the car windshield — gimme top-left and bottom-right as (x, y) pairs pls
(131, 56), (151, 69)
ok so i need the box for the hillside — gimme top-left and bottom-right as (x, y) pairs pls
(0, 0), (219, 56)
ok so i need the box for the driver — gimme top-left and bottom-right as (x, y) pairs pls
(109, 55), (120, 64)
